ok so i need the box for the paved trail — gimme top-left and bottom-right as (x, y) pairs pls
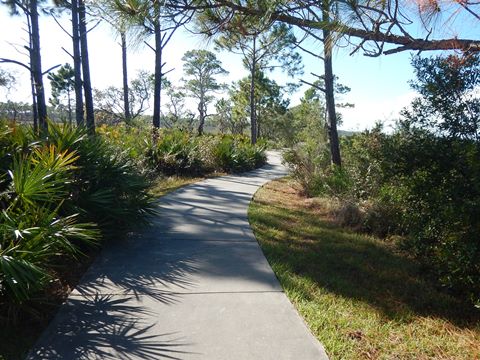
(28, 151), (328, 360)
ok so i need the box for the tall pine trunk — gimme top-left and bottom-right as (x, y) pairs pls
(121, 32), (131, 122)
(249, 36), (257, 144)
(30, 0), (47, 133)
(67, 89), (72, 124)
(152, 16), (162, 130)
(197, 97), (205, 135)
(79, 0), (95, 133)
(26, 15), (38, 131)
(30, 74), (38, 131)
(322, 5), (341, 166)
(71, 0), (84, 126)
(257, 115), (261, 139)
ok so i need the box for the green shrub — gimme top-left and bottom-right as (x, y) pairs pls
(213, 135), (266, 172)
(361, 185), (406, 237)
(145, 130), (266, 175)
(338, 128), (480, 305)
(0, 136), (98, 304)
(390, 136), (480, 304)
(283, 139), (350, 197)
(96, 122), (150, 162)
(145, 129), (205, 175)
(283, 54), (480, 307)
(70, 137), (156, 231)
(341, 125), (386, 200)
(0, 121), (156, 307)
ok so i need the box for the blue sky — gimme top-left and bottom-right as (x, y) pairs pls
(0, 4), (478, 131)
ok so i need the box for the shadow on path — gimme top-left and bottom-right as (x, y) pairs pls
(30, 295), (194, 360)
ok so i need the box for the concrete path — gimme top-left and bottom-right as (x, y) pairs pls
(28, 152), (328, 360)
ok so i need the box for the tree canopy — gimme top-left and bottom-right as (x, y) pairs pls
(182, 49), (228, 135)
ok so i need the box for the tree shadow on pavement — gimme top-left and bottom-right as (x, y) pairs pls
(28, 294), (194, 360)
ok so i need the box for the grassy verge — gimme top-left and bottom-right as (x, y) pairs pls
(249, 177), (480, 360)
(149, 175), (206, 197)
(149, 172), (228, 197)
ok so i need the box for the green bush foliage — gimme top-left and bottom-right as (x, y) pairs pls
(331, 128), (479, 306)
(283, 137), (351, 198)
(283, 54), (480, 306)
(145, 129), (266, 175)
(0, 121), (155, 307)
(213, 135), (267, 172)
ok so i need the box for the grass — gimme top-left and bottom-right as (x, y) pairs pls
(149, 173), (226, 197)
(249, 177), (480, 360)
(149, 171), (228, 197)
(149, 175), (205, 197)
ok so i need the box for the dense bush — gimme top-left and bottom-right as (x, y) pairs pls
(283, 138), (353, 198)
(96, 122), (149, 162)
(0, 121), (155, 307)
(343, 128), (480, 305)
(283, 54), (480, 306)
(145, 129), (267, 175)
(145, 130), (205, 175)
(213, 135), (267, 172)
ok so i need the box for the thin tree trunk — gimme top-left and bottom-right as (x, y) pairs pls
(257, 114), (261, 139)
(26, 15), (38, 131)
(72, 0), (84, 126)
(67, 89), (72, 124)
(121, 32), (131, 123)
(30, 0), (47, 133)
(152, 16), (162, 130)
(197, 98), (205, 135)
(322, 6), (341, 166)
(30, 75), (38, 131)
(12, 106), (18, 122)
(250, 36), (257, 144)
(79, 0), (95, 134)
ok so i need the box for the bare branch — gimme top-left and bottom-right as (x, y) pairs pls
(87, 20), (102, 34)
(0, 58), (30, 71)
(144, 41), (155, 52)
(42, 64), (61, 75)
(297, 43), (324, 60)
(51, 14), (72, 38)
(162, 67), (175, 77)
(62, 47), (74, 59)
(300, 78), (326, 93)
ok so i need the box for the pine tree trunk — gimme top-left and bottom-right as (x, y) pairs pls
(323, 6), (341, 166)
(121, 32), (131, 123)
(30, 75), (38, 132)
(257, 117), (261, 139)
(197, 98), (205, 135)
(29, 0), (47, 133)
(79, 0), (95, 134)
(67, 89), (72, 124)
(250, 36), (257, 145)
(71, 0), (84, 126)
(26, 15), (38, 131)
(152, 16), (162, 129)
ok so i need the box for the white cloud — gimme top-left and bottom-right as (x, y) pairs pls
(340, 91), (417, 132)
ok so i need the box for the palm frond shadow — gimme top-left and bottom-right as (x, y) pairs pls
(29, 294), (194, 360)
(74, 237), (201, 305)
